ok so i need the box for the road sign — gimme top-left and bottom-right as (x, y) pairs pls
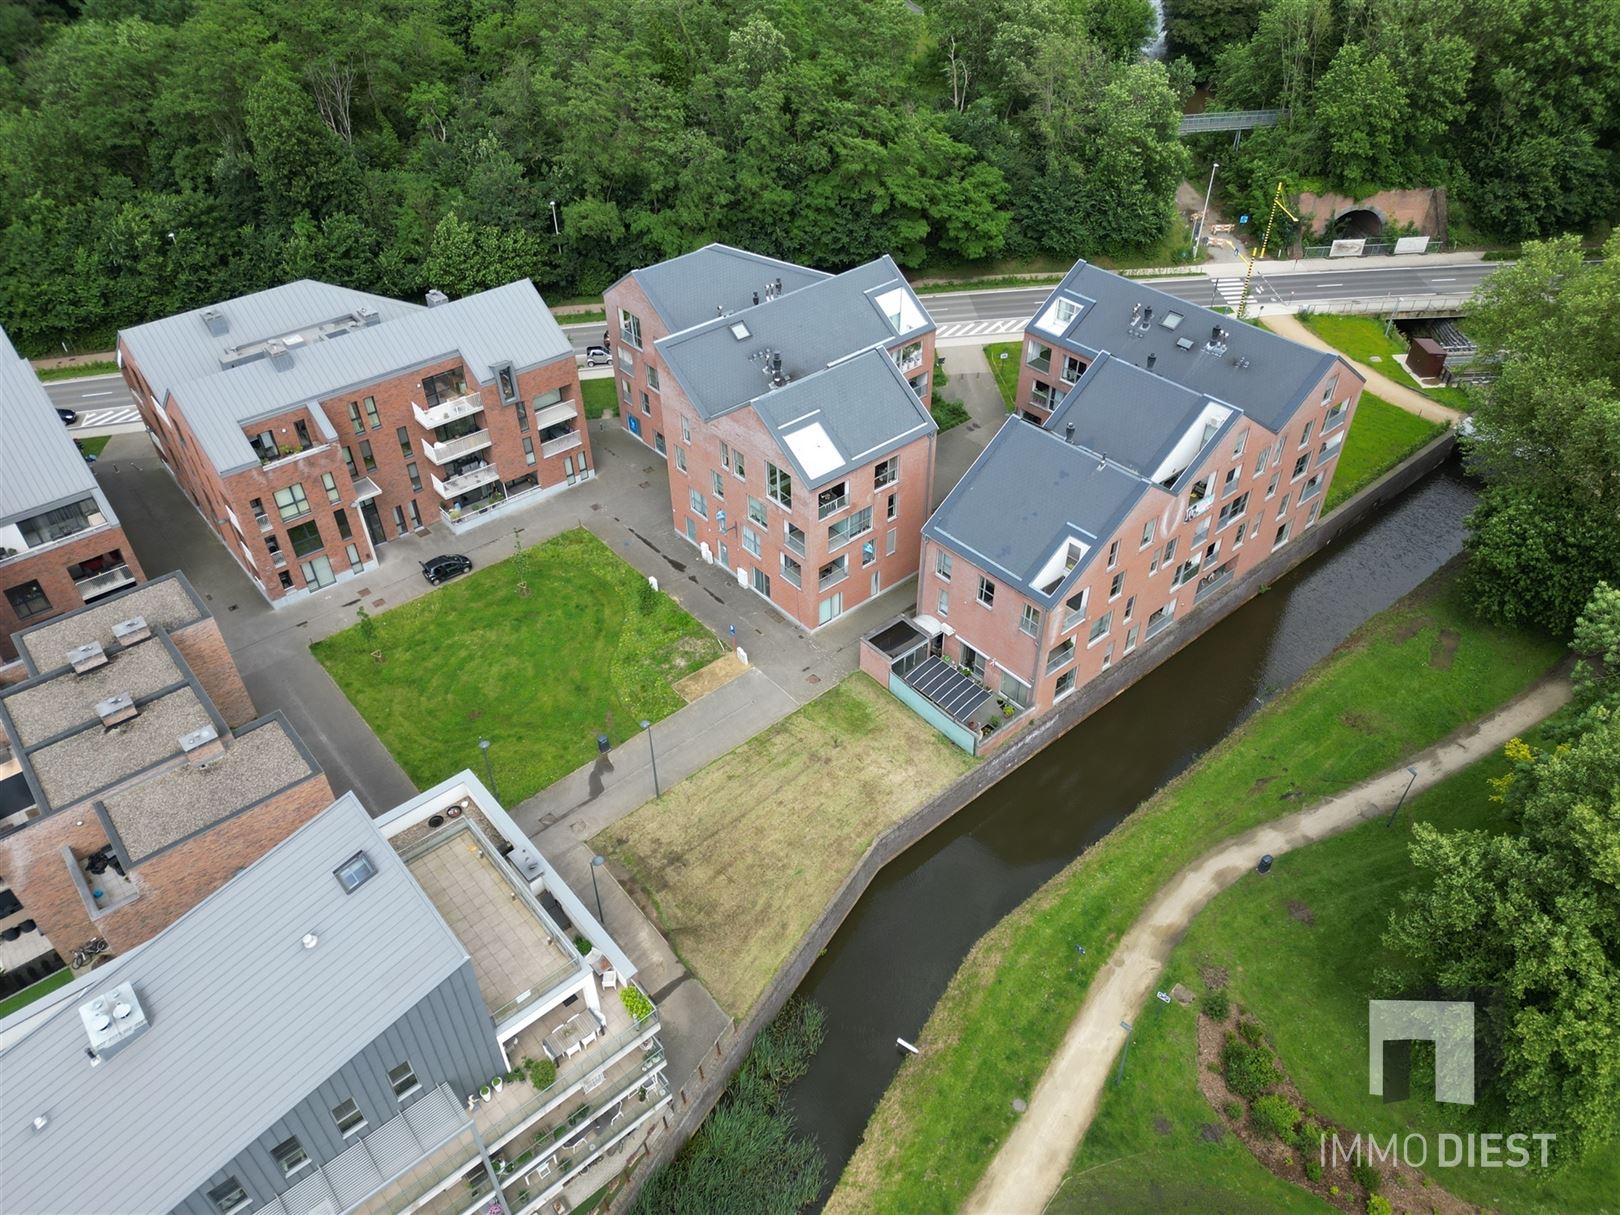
(1239, 214), (1249, 224)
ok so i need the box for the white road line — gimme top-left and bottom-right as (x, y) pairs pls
(1431, 277), (1456, 282)
(79, 390), (116, 398)
(1315, 283), (1343, 287)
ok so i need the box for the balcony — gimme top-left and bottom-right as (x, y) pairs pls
(414, 394), (484, 429)
(817, 492), (849, 521)
(254, 513), (273, 532)
(540, 429), (583, 459)
(896, 344), (924, 372)
(72, 563), (136, 601)
(1026, 350), (1052, 374)
(431, 463), (500, 500)
(1194, 560), (1236, 604)
(423, 428), (493, 467)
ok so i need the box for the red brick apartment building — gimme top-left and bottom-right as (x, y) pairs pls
(0, 327), (144, 662)
(0, 574), (331, 996)
(607, 246), (939, 630)
(116, 280), (591, 605)
(862, 261), (1362, 751)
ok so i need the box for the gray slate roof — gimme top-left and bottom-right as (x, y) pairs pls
(119, 279), (573, 474)
(655, 255), (932, 421)
(924, 419), (1149, 600)
(0, 326), (105, 526)
(751, 349), (936, 491)
(1031, 261), (1340, 430)
(625, 243), (829, 333)
(0, 792), (470, 1215)
(1045, 353), (1215, 479)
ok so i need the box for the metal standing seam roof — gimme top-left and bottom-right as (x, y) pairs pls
(0, 326), (106, 526)
(653, 255), (933, 422)
(622, 243), (831, 333)
(0, 792), (473, 1215)
(1029, 261), (1346, 431)
(750, 349), (937, 491)
(1045, 352), (1229, 479)
(924, 419), (1153, 602)
(119, 279), (574, 475)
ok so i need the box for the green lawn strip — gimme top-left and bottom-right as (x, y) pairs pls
(312, 529), (720, 804)
(555, 309), (606, 325)
(76, 435), (112, 458)
(0, 970), (73, 1020)
(36, 361), (120, 381)
(825, 573), (1563, 1215)
(1298, 314), (1471, 412)
(984, 342), (1020, 411)
(1322, 393), (1446, 513)
(580, 378), (617, 418)
(932, 398), (969, 431)
(1063, 719), (1618, 1215)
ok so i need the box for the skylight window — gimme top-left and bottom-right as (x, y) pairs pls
(730, 322), (750, 340)
(1160, 311), (1185, 330)
(1175, 337), (1195, 350)
(334, 850), (377, 893)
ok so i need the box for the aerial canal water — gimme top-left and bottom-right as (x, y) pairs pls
(785, 461), (1478, 1203)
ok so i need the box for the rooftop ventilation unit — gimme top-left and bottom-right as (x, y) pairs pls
(425, 288), (450, 307)
(201, 308), (229, 337)
(78, 982), (151, 1060)
(96, 693), (138, 729)
(111, 616), (151, 648)
(351, 305), (379, 326)
(179, 724), (224, 765)
(265, 339), (292, 367)
(67, 642), (108, 675)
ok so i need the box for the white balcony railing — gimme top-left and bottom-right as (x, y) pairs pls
(423, 428), (493, 467)
(431, 464), (500, 500)
(414, 393), (484, 429)
(539, 430), (583, 459)
(73, 564), (136, 600)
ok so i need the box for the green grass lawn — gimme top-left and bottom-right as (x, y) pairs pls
(826, 572), (1564, 1215)
(76, 435), (112, 459)
(1060, 718), (1618, 1215)
(0, 970), (73, 1020)
(312, 529), (721, 804)
(1299, 314), (1471, 412)
(555, 308), (606, 325)
(36, 360), (120, 381)
(932, 398), (969, 431)
(580, 377), (617, 418)
(1322, 392), (1446, 513)
(984, 342), (1020, 411)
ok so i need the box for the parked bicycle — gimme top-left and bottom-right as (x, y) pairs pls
(70, 937), (109, 969)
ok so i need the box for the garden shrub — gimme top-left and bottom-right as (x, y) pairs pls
(1236, 1017), (1265, 1046)
(1223, 1099), (1243, 1121)
(1250, 1094), (1302, 1140)
(620, 985), (655, 1022)
(1352, 1160), (1382, 1194)
(1304, 1159), (1323, 1183)
(1221, 1034), (1279, 1098)
(1367, 1197), (1392, 1215)
(524, 1057), (556, 1089)
(1200, 989), (1231, 1020)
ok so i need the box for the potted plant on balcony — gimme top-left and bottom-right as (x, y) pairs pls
(526, 1057), (558, 1090)
(492, 1074), (505, 1093)
(620, 985), (655, 1023)
(479, 1082), (493, 1102)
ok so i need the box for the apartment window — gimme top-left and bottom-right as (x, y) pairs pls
(752, 567), (771, 597)
(781, 553), (802, 587)
(391, 506), (407, 536)
(1140, 518), (1156, 548)
(388, 1061), (420, 1102)
(720, 441), (731, 471)
(408, 500), (422, 529)
(1289, 453), (1308, 482)
(1055, 668), (1078, 699)
(1254, 448), (1270, 476)
(347, 401), (364, 434)
(1317, 430), (1345, 464)
(1063, 587), (1088, 631)
(334, 508), (352, 541)
(732, 450), (745, 480)
(249, 496), (267, 522)
(523, 437), (536, 466)
(363, 396), (381, 430)
(711, 470), (724, 498)
(686, 517), (697, 543)
(333, 1097), (367, 1138)
(1322, 373), (1340, 402)
(278, 570), (294, 590)
(887, 493), (897, 521)
(1218, 491), (1249, 529)
(5, 581), (51, 621)
(747, 496), (766, 526)
(620, 377), (632, 403)
(874, 458), (897, 489)
(273, 483), (311, 520)
(1298, 419), (1314, 447)
(767, 462), (792, 509)
(743, 526), (761, 558)
(819, 554), (849, 589)
(1274, 521), (1292, 549)
(641, 391), (651, 415)
(681, 416), (691, 444)
(1301, 472), (1325, 502)
(397, 426), (412, 457)
(1123, 595), (1137, 624)
(1046, 637), (1076, 674)
(1109, 571), (1124, 600)
(1163, 536), (1178, 565)
(1323, 400), (1348, 432)
(497, 367), (518, 403)
(817, 481), (849, 520)
(1222, 466), (1240, 496)
(271, 1136), (310, 1177)
(936, 549), (953, 581)
(1100, 645), (1114, 671)
(886, 528), (897, 556)
(516, 400), (530, 433)
(1277, 492), (1292, 519)
(1107, 539), (1119, 568)
(287, 520), (324, 558)
(359, 440), (376, 472)
(647, 365), (660, 391)
(675, 447), (686, 472)
(977, 576), (996, 608)
(688, 488), (707, 519)
(827, 507), (872, 548)
(1124, 624), (1140, 654)
(619, 308), (643, 349)
(1088, 610), (1113, 645)
(346, 543), (362, 569)
(1062, 354), (1085, 382)
(653, 430), (666, 456)
(819, 592), (844, 625)
(1020, 603), (1042, 636)
(1232, 429), (1248, 457)
(1266, 473), (1280, 499)
(785, 522), (806, 555)
(343, 446), (358, 479)
(937, 588), (949, 617)
(207, 1179), (250, 1214)
(406, 462), (422, 492)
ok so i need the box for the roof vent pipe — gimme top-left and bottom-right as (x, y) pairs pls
(775, 277), (782, 293)
(1065, 423), (1076, 444)
(753, 291), (760, 306)
(1146, 353), (1157, 370)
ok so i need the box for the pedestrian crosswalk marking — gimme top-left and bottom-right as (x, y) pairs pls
(933, 317), (1030, 339)
(74, 407), (142, 427)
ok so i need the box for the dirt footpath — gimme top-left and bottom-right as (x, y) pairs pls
(962, 673), (1570, 1215)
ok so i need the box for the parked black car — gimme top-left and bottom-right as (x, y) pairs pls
(421, 554), (473, 585)
(56, 407), (78, 425)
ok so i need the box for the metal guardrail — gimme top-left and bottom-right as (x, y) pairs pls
(1178, 109), (1285, 134)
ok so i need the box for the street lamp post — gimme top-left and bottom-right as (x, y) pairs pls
(1386, 766), (1420, 829)
(478, 738), (500, 803)
(590, 854), (607, 927)
(549, 200), (560, 236)
(639, 719), (660, 798)
(1192, 161), (1220, 258)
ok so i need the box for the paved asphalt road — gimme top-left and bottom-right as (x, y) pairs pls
(43, 260), (1502, 424)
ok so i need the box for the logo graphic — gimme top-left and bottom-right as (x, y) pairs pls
(1368, 1000), (1475, 1105)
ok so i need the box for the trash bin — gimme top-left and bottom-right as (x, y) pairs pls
(1258, 854), (1274, 875)
(596, 734), (611, 754)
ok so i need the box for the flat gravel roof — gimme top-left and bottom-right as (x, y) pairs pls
(29, 687), (212, 811)
(2, 641), (182, 748)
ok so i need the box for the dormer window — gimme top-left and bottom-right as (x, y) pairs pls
(496, 365), (518, 404)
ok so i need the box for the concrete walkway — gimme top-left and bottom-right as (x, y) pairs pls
(933, 346), (1010, 502)
(962, 672), (1571, 1215)
(1263, 312), (1466, 426)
